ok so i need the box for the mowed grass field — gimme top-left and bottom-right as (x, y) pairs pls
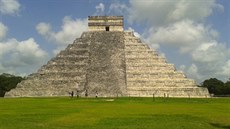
(0, 97), (229, 129)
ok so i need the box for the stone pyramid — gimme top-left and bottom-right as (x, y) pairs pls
(5, 16), (209, 97)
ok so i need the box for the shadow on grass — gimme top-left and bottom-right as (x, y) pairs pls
(210, 123), (230, 129)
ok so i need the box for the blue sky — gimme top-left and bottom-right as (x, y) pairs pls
(0, 0), (229, 83)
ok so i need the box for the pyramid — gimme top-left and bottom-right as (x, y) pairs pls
(5, 16), (209, 97)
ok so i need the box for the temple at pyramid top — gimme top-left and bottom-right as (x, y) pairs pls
(88, 16), (124, 31)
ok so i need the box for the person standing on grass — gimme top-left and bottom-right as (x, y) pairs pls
(85, 89), (88, 97)
(76, 90), (80, 98)
(70, 91), (74, 98)
(96, 91), (98, 98)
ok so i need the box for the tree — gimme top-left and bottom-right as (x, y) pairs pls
(0, 73), (24, 97)
(224, 81), (230, 95)
(202, 78), (224, 95)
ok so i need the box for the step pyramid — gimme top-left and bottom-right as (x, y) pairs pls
(5, 16), (209, 98)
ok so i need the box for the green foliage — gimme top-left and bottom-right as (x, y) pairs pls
(0, 97), (229, 129)
(0, 73), (24, 97)
(202, 78), (230, 95)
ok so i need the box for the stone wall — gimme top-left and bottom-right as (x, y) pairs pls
(88, 16), (123, 31)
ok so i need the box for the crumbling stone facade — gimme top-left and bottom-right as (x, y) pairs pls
(5, 16), (209, 97)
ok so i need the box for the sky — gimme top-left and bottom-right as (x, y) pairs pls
(0, 0), (229, 83)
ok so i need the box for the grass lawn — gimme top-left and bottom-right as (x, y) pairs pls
(0, 97), (229, 129)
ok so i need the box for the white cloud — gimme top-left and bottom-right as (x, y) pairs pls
(186, 64), (201, 81)
(0, 38), (48, 75)
(128, 0), (223, 25)
(109, 2), (128, 15)
(36, 22), (52, 36)
(54, 17), (87, 45)
(178, 42), (230, 82)
(127, 0), (229, 82)
(95, 3), (105, 15)
(0, 22), (8, 40)
(221, 60), (230, 77)
(192, 42), (228, 63)
(0, 0), (20, 15)
(147, 20), (218, 53)
(36, 16), (88, 54)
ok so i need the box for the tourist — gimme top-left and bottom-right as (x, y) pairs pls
(70, 91), (74, 98)
(96, 91), (98, 98)
(85, 90), (88, 97)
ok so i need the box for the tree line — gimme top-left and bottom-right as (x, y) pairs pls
(0, 73), (229, 97)
(200, 78), (230, 96)
(0, 73), (24, 97)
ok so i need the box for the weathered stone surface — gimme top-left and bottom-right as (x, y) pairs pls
(123, 32), (209, 97)
(5, 16), (209, 98)
(84, 32), (126, 97)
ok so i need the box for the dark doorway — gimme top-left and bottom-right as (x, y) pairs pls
(106, 26), (109, 31)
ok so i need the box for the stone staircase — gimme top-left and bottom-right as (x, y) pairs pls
(5, 34), (91, 97)
(124, 32), (209, 97)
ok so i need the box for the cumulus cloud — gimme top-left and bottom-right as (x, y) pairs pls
(108, 1), (128, 15)
(128, 0), (223, 25)
(36, 22), (52, 37)
(147, 20), (219, 53)
(0, 0), (20, 15)
(127, 0), (229, 82)
(95, 3), (105, 15)
(0, 38), (48, 75)
(192, 42), (228, 63)
(36, 16), (87, 54)
(186, 64), (201, 81)
(0, 22), (8, 40)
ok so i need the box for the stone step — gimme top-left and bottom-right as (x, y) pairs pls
(46, 62), (88, 66)
(127, 78), (196, 86)
(58, 49), (89, 56)
(125, 43), (148, 47)
(126, 73), (185, 79)
(56, 55), (89, 58)
(126, 69), (176, 74)
(124, 31), (134, 36)
(125, 50), (157, 55)
(126, 86), (200, 91)
(39, 68), (87, 73)
(49, 58), (88, 64)
(125, 39), (141, 43)
(125, 54), (159, 58)
(50, 56), (89, 64)
(126, 70), (180, 76)
(41, 64), (87, 70)
(126, 57), (166, 63)
(67, 43), (89, 49)
(126, 66), (174, 72)
(125, 62), (172, 67)
(38, 73), (86, 79)
(126, 87), (209, 97)
(44, 78), (86, 82)
(46, 63), (88, 67)
(126, 82), (195, 88)
(126, 57), (159, 60)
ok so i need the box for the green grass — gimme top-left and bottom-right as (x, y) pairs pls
(0, 97), (229, 129)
